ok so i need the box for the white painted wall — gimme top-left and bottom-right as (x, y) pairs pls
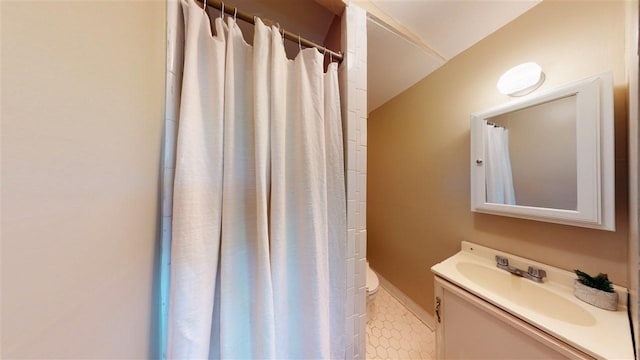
(1, 2), (166, 357)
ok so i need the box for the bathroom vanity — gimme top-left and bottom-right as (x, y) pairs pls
(431, 242), (633, 359)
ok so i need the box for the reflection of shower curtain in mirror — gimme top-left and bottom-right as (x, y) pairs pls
(485, 121), (516, 205)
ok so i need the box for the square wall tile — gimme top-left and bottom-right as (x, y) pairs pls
(346, 345), (354, 360)
(347, 50), (357, 73)
(356, 88), (366, 118)
(347, 85), (357, 118)
(354, 252), (364, 281)
(358, 174), (366, 200)
(347, 140), (357, 173)
(356, 286), (366, 315)
(358, 202), (366, 231)
(163, 119), (178, 169)
(165, 71), (181, 122)
(348, 199), (357, 230)
(356, 60), (366, 90)
(356, 258), (366, 287)
(346, 315), (355, 344)
(161, 216), (172, 243)
(344, 4), (367, 358)
(355, 88), (363, 113)
(347, 170), (357, 201)
(162, 167), (175, 217)
(358, 230), (367, 259)
(347, 286), (355, 315)
(347, 229), (356, 259)
(357, 314), (367, 355)
(166, 0), (184, 74)
(359, 117), (367, 146)
(353, 334), (360, 359)
(347, 110), (357, 142)
(357, 144), (367, 173)
(347, 258), (355, 288)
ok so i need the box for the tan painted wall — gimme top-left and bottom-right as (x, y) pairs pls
(624, 0), (639, 353)
(1, 1), (165, 358)
(368, 1), (628, 317)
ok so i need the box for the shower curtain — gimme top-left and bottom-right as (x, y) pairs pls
(484, 121), (516, 205)
(166, 0), (346, 358)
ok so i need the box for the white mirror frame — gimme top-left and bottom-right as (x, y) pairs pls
(470, 72), (615, 231)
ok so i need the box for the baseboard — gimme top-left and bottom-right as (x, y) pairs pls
(375, 271), (436, 331)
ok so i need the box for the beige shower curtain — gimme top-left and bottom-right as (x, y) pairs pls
(166, 0), (346, 358)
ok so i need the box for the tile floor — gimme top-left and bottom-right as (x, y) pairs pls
(366, 286), (436, 360)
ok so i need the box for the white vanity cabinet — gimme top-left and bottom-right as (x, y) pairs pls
(434, 276), (594, 360)
(431, 242), (634, 359)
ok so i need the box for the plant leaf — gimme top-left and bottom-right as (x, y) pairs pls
(574, 269), (614, 293)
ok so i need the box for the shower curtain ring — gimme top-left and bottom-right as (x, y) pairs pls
(203, 0), (206, 13)
(220, 2), (224, 19)
(233, 7), (237, 21)
(298, 34), (302, 51)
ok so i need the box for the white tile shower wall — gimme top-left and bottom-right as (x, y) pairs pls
(162, 1), (367, 359)
(160, 0), (184, 358)
(342, 4), (368, 359)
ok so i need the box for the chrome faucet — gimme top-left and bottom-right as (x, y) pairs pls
(495, 255), (547, 283)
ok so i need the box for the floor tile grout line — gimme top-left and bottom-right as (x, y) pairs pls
(366, 287), (435, 360)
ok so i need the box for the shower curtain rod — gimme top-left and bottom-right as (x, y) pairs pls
(198, 0), (344, 63)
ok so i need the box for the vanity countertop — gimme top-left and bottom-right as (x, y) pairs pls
(431, 241), (633, 360)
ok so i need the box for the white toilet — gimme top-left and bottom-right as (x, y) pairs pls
(366, 261), (380, 302)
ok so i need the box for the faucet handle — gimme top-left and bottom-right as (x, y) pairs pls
(495, 255), (509, 266)
(527, 266), (547, 279)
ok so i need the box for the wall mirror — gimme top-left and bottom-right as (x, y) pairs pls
(470, 72), (615, 230)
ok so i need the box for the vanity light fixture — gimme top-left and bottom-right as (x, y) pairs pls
(496, 62), (545, 96)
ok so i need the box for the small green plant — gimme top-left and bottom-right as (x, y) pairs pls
(574, 269), (614, 293)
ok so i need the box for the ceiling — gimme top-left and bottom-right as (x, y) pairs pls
(362, 0), (540, 112)
(207, 0), (336, 58)
(211, 0), (540, 112)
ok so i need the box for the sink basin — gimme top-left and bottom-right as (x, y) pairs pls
(456, 262), (596, 326)
(431, 242), (634, 360)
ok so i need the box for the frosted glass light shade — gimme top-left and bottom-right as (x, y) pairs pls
(497, 62), (545, 96)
